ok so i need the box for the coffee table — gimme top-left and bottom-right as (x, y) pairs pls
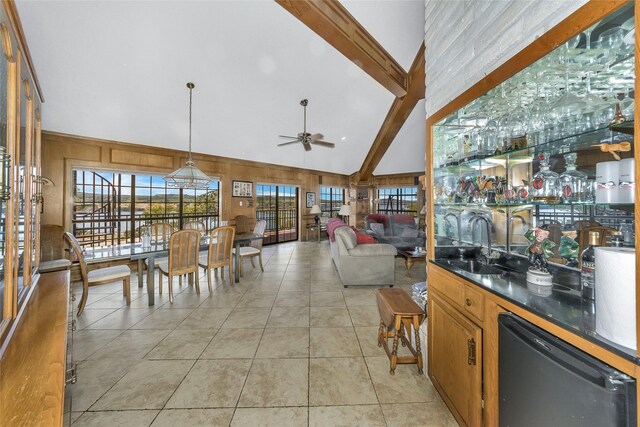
(397, 248), (427, 278)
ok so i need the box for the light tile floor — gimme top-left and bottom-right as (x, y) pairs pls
(66, 241), (456, 427)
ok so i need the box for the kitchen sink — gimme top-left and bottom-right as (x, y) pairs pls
(441, 259), (507, 275)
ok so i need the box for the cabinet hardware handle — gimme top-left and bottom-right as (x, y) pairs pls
(468, 338), (476, 365)
(71, 319), (77, 332)
(66, 364), (78, 385)
(71, 294), (76, 302)
(465, 298), (472, 306)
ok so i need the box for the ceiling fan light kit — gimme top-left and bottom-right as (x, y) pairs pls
(164, 82), (214, 190)
(277, 99), (337, 151)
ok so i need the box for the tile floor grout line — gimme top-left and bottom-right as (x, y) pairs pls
(307, 292), (311, 427)
(228, 275), (280, 423)
(69, 242), (435, 425)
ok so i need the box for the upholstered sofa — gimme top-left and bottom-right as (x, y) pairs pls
(330, 224), (397, 287)
(365, 213), (426, 249)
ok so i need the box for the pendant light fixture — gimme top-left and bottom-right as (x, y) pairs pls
(164, 82), (213, 189)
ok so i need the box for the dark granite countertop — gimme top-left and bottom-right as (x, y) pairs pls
(430, 259), (640, 365)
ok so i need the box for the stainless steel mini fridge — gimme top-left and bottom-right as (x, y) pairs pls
(499, 313), (637, 427)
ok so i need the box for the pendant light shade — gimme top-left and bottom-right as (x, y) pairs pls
(164, 82), (213, 189)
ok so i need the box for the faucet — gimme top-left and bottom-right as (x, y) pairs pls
(467, 215), (493, 254)
(510, 215), (526, 226)
(443, 212), (462, 243)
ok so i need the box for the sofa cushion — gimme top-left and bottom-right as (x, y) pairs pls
(401, 227), (420, 238)
(370, 222), (385, 236)
(350, 226), (377, 244)
(348, 244), (397, 257)
(391, 214), (416, 225)
(367, 213), (390, 228)
(357, 234), (378, 244)
(336, 227), (357, 250)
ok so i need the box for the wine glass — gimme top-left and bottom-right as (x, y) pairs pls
(598, 27), (625, 69)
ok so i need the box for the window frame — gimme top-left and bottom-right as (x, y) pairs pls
(377, 186), (418, 216)
(319, 186), (345, 218)
(71, 168), (220, 247)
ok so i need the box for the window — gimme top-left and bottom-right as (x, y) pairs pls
(72, 169), (219, 247)
(377, 186), (418, 216)
(256, 184), (299, 245)
(320, 186), (344, 217)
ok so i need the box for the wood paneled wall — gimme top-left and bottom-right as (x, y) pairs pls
(41, 132), (349, 232)
(41, 132), (424, 235)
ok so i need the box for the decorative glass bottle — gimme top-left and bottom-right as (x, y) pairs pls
(531, 152), (560, 203)
(559, 153), (589, 203)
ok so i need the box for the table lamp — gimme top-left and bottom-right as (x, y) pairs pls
(338, 204), (350, 224)
(310, 205), (322, 224)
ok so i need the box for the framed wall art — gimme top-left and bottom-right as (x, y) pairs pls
(232, 180), (253, 198)
(306, 192), (316, 208)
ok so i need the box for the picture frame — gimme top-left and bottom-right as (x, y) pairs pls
(306, 192), (316, 208)
(232, 180), (253, 198)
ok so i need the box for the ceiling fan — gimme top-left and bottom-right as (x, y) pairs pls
(278, 99), (336, 151)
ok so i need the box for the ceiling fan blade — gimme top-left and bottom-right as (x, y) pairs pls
(279, 135), (299, 139)
(308, 133), (324, 140)
(277, 140), (300, 147)
(303, 141), (312, 151)
(310, 140), (335, 148)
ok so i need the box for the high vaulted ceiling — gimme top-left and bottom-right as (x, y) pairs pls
(17, 0), (425, 176)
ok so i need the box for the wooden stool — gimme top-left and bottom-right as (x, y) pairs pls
(375, 288), (425, 375)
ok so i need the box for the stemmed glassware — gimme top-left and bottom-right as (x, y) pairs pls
(432, 13), (634, 173)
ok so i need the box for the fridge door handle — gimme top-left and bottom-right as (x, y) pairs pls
(468, 338), (476, 365)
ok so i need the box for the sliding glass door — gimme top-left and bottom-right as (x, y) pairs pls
(256, 184), (298, 245)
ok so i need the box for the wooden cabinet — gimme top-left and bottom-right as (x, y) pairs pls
(0, 3), (67, 426)
(425, 2), (640, 425)
(0, 2), (44, 336)
(429, 293), (482, 427)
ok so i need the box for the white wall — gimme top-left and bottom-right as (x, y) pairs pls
(424, 0), (588, 119)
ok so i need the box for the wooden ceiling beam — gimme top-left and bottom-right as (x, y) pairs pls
(357, 43), (425, 181)
(275, 0), (408, 97)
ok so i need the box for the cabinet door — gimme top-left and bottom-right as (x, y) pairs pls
(429, 294), (482, 427)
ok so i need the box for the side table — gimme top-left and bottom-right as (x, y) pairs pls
(306, 223), (321, 242)
(375, 288), (425, 374)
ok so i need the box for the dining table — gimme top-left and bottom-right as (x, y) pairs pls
(84, 232), (263, 305)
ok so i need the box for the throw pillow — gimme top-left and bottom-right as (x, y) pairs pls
(350, 226), (378, 244)
(401, 227), (420, 238)
(356, 233), (378, 244)
(370, 222), (385, 236)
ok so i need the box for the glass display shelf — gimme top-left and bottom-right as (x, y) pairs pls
(434, 202), (634, 208)
(434, 120), (634, 173)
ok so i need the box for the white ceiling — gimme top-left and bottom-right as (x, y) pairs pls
(17, 0), (425, 176)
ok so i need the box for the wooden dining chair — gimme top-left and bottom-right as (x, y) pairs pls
(199, 226), (235, 290)
(145, 222), (174, 272)
(64, 232), (131, 316)
(234, 215), (250, 233)
(232, 220), (266, 276)
(149, 222), (173, 242)
(183, 220), (206, 234)
(157, 229), (201, 303)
